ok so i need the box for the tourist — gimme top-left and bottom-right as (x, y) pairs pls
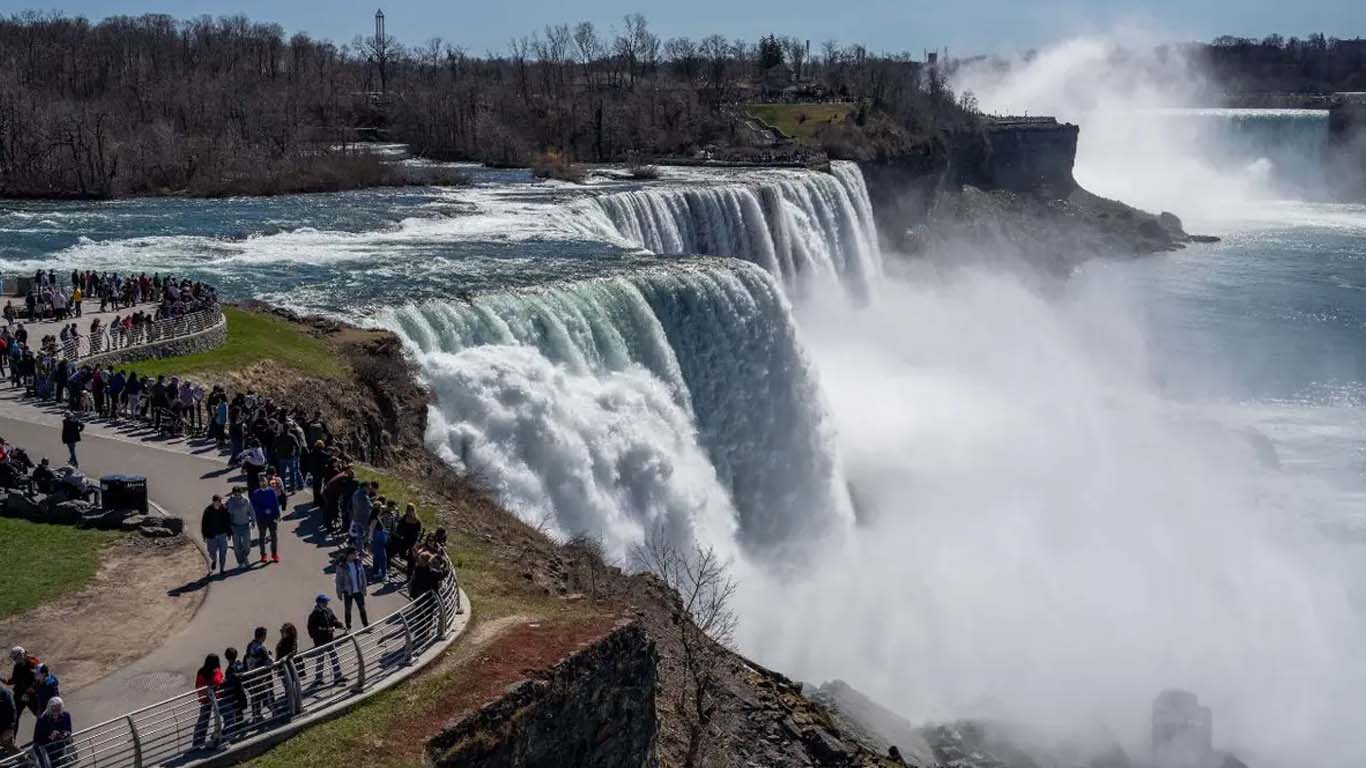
(303, 440), (329, 508)
(5, 648), (39, 731)
(192, 654), (223, 749)
(30, 458), (54, 495)
(60, 411), (83, 467)
(305, 595), (346, 685)
(250, 478), (281, 564)
(237, 439), (267, 493)
(31, 697), (72, 765)
(220, 648), (247, 739)
(273, 427), (302, 493)
(0, 682), (15, 757)
(274, 623), (300, 692)
(349, 481), (378, 551)
(371, 516), (390, 582)
(201, 495), (231, 577)
(243, 628), (274, 722)
(321, 468), (351, 534)
(394, 504), (423, 581)
(33, 665), (58, 717)
(334, 547), (369, 630)
(408, 544), (437, 601)
(225, 487), (254, 569)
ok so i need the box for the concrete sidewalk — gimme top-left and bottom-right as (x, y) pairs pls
(0, 388), (408, 729)
(3, 301), (161, 340)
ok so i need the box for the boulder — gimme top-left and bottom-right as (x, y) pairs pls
(47, 500), (92, 525)
(145, 515), (184, 535)
(120, 514), (151, 531)
(139, 525), (177, 539)
(4, 492), (45, 521)
(80, 507), (133, 530)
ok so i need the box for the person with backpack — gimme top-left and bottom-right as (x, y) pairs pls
(243, 628), (274, 722)
(306, 595), (346, 686)
(60, 412), (83, 467)
(192, 654), (223, 749)
(4, 648), (39, 731)
(220, 648), (247, 739)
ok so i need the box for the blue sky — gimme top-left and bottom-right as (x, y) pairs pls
(4, 0), (1365, 55)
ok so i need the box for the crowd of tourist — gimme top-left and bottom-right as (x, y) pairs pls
(0, 271), (218, 368)
(0, 376), (454, 762)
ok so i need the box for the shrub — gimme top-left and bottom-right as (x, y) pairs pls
(626, 164), (661, 180)
(531, 150), (586, 183)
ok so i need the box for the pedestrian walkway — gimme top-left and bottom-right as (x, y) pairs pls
(3, 302), (160, 341)
(0, 388), (409, 728)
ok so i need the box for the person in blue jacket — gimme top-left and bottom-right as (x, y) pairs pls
(249, 478), (281, 563)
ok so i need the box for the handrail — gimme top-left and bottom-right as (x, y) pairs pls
(0, 560), (461, 768)
(47, 304), (224, 363)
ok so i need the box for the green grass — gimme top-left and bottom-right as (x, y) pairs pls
(746, 102), (854, 140)
(131, 306), (344, 380)
(0, 519), (119, 619)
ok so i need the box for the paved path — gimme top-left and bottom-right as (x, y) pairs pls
(0, 388), (408, 728)
(5, 301), (161, 340)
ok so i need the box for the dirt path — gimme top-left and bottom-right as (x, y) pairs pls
(0, 535), (205, 691)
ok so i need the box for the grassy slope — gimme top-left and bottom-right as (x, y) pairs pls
(246, 467), (605, 768)
(0, 519), (119, 618)
(746, 102), (853, 140)
(131, 306), (344, 380)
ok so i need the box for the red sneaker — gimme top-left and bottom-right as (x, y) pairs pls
(259, 556), (269, 563)
(271, 554), (280, 563)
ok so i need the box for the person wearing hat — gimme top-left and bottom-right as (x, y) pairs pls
(305, 594), (346, 686)
(334, 547), (369, 630)
(4, 648), (38, 731)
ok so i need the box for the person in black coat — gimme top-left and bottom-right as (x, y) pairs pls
(60, 412), (83, 467)
(201, 495), (232, 576)
(305, 595), (346, 685)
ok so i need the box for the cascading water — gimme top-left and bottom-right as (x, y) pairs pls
(557, 160), (882, 298)
(377, 260), (852, 561)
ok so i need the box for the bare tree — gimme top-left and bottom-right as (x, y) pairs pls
(631, 536), (738, 768)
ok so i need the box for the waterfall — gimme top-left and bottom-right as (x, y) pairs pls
(562, 161), (883, 298)
(377, 259), (852, 561)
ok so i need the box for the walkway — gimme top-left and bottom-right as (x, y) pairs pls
(0, 388), (409, 728)
(5, 301), (161, 340)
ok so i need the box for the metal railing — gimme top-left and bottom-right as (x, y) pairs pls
(1, 564), (461, 768)
(52, 306), (224, 362)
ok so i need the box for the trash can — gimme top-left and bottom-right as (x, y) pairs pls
(101, 474), (149, 514)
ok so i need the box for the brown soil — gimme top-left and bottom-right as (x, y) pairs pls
(0, 536), (205, 690)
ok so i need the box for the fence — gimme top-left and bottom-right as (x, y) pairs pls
(55, 306), (224, 362)
(1, 564), (462, 768)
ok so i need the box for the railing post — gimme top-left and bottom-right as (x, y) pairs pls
(348, 634), (366, 693)
(284, 660), (304, 716)
(397, 612), (414, 665)
(127, 714), (144, 768)
(208, 686), (224, 747)
(437, 586), (449, 639)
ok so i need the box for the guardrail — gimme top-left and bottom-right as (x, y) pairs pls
(55, 306), (224, 362)
(1, 563), (462, 768)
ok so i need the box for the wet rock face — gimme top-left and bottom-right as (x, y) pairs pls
(425, 623), (658, 768)
(1152, 690), (1214, 768)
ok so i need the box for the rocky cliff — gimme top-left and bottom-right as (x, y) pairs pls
(858, 116), (1212, 263)
(424, 622), (659, 768)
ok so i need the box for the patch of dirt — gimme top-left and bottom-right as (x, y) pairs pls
(372, 614), (623, 766)
(0, 536), (205, 690)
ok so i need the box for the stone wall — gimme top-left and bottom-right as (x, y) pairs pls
(425, 622), (658, 768)
(84, 316), (226, 367)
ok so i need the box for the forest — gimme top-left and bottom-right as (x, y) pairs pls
(0, 11), (965, 198)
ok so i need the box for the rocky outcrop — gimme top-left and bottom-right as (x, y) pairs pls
(859, 116), (1215, 260)
(806, 680), (937, 767)
(425, 622), (658, 768)
(0, 488), (183, 538)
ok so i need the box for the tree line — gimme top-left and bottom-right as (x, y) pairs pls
(0, 11), (967, 198)
(1194, 34), (1366, 96)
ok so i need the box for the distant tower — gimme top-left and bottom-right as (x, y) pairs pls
(375, 8), (384, 43)
(372, 8), (388, 96)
